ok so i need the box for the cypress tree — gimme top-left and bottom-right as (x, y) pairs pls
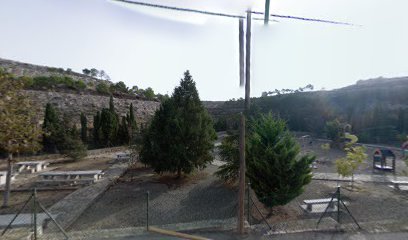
(93, 111), (101, 147)
(127, 103), (137, 144)
(246, 114), (314, 207)
(100, 108), (119, 147)
(140, 70), (216, 178)
(43, 103), (61, 153)
(80, 113), (88, 143)
(118, 116), (130, 145)
(109, 95), (115, 113)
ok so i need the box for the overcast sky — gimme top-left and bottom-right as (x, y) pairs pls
(1, 0), (407, 100)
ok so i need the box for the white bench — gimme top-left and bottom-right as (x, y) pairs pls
(303, 198), (338, 212)
(37, 178), (96, 187)
(390, 180), (408, 190)
(39, 170), (103, 181)
(116, 153), (130, 160)
(16, 161), (49, 173)
(0, 171), (17, 186)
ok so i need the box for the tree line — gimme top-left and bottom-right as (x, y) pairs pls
(216, 83), (408, 145)
(43, 96), (139, 156)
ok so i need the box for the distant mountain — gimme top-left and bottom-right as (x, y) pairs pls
(206, 77), (408, 145)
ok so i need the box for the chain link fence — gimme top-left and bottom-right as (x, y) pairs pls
(1, 189), (68, 240)
(247, 179), (408, 238)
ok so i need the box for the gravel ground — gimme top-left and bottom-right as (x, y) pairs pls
(70, 137), (408, 233)
(70, 164), (237, 231)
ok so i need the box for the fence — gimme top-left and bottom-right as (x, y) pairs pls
(1, 189), (68, 240)
(247, 179), (408, 237)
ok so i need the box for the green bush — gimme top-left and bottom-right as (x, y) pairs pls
(31, 75), (86, 90)
(96, 82), (111, 95)
(74, 80), (86, 90)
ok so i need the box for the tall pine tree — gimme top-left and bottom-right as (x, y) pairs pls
(140, 70), (216, 178)
(246, 114), (314, 207)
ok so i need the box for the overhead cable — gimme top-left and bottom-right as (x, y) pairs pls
(114, 0), (356, 26)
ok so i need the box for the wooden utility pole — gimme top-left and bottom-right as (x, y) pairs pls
(245, 11), (251, 113)
(238, 10), (251, 235)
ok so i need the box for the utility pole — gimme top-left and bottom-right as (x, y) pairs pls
(237, 10), (251, 235)
(264, 0), (271, 25)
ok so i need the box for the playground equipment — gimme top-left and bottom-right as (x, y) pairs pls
(402, 141), (408, 158)
(373, 148), (396, 172)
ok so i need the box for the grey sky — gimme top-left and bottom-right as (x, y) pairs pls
(0, 0), (407, 100)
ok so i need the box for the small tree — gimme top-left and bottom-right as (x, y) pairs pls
(246, 114), (314, 208)
(96, 82), (111, 95)
(61, 126), (87, 161)
(82, 68), (91, 75)
(324, 119), (344, 146)
(215, 134), (240, 183)
(0, 70), (42, 207)
(335, 134), (367, 188)
(140, 70), (216, 178)
(144, 87), (155, 100)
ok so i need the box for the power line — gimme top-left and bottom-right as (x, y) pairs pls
(114, 0), (244, 19)
(114, 0), (355, 26)
(251, 11), (357, 26)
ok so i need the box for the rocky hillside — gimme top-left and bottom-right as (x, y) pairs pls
(0, 58), (160, 126)
(0, 58), (109, 88)
(25, 90), (160, 127)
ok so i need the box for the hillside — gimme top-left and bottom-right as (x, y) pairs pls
(2, 57), (407, 144)
(0, 58), (110, 88)
(206, 77), (408, 145)
(0, 58), (160, 126)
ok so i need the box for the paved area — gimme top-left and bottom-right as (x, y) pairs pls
(313, 173), (408, 183)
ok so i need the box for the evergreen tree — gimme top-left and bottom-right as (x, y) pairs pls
(246, 114), (314, 208)
(127, 103), (137, 144)
(60, 125), (87, 161)
(80, 112), (88, 143)
(140, 70), (216, 178)
(118, 116), (130, 145)
(109, 95), (115, 113)
(43, 103), (61, 153)
(93, 111), (101, 147)
(100, 108), (119, 147)
(214, 134), (240, 183)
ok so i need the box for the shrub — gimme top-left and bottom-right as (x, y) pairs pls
(96, 82), (111, 95)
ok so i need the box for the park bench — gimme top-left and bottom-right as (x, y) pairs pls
(303, 198), (338, 212)
(36, 178), (96, 187)
(39, 170), (103, 180)
(0, 171), (17, 185)
(116, 153), (130, 160)
(15, 161), (49, 173)
(390, 180), (408, 190)
(37, 170), (104, 187)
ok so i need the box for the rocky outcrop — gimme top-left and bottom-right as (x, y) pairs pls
(24, 90), (160, 127)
